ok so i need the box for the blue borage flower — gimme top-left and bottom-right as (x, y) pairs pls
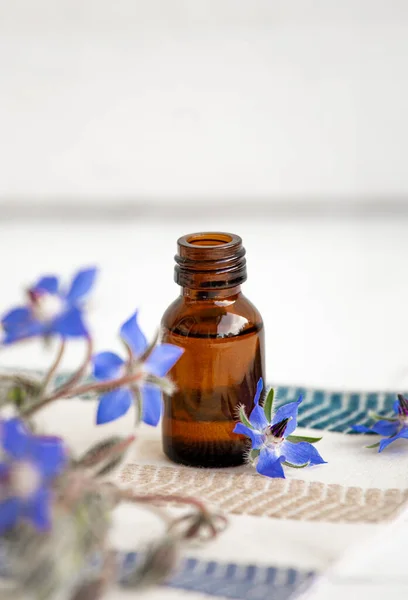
(233, 378), (326, 478)
(1, 267), (97, 343)
(353, 394), (408, 452)
(92, 312), (184, 426)
(0, 418), (66, 533)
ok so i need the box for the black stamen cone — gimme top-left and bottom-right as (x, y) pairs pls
(270, 417), (291, 438)
(397, 394), (408, 416)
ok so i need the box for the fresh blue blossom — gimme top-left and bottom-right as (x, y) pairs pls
(234, 378), (326, 478)
(0, 418), (66, 533)
(93, 311), (184, 426)
(353, 394), (408, 452)
(1, 267), (97, 343)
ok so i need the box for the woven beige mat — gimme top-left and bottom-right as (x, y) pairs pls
(120, 464), (408, 523)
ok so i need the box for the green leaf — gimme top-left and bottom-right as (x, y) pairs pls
(283, 461), (309, 469)
(238, 405), (253, 429)
(368, 411), (398, 423)
(286, 434), (322, 444)
(263, 388), (275, 422)
(366, 441), (381, 449)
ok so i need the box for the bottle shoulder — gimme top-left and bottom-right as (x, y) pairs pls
(161, 293), (263, 338)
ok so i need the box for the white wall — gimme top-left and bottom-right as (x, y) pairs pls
(0, 1), (408, 206)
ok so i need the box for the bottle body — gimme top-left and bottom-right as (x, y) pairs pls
(161, 290), (265, 467)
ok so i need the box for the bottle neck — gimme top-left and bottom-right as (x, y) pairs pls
(181, 285), (242, 301)
(174, 232), (247, 291)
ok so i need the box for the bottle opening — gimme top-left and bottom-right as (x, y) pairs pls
(175, 231), (247, 290)
(187, 233), (233, 247)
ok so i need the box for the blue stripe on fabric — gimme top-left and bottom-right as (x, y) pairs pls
(165, 557), (314, 600)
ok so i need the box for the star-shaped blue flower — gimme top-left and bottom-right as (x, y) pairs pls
(0, 418), (67, 533)
(93, 311), (184, 427)
(233, 379), (326, 478)
(353, 394), (408, 452)
(1, 267), (97, 344)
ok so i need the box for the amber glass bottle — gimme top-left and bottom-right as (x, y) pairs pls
(161, 232), (265, 468)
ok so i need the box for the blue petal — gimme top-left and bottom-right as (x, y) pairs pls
(353, 421), (400, 437)
(2, 418), (30, 459)
(371, 420), (400, 436)
(30, 436), (67, 478)
(141, 384), (162, 426)
(254, 378), (263, 405)
(144, 344), (184, 377)
(0, 498), (20, 534)
(249, 404), (269, 431)
(92, 351), (125, 380)
(1, 308), (44, 343)
(256, 447), (286, 478)
(120, 312), (148, 356)
(379, 427), (408, 452)
(23, 488), (52, 531)
(96, 388), (133, 424)
(233, 423), (264, 449)
(271, 396), (303, 436)
(66, 267), (97, 304)
(53, 307), (88, 338)
(2, 307), (31, 328)
(393, 400), (400, 414)
(33, 276), (59, 294)
(352, 425), (374, 433)
(281, 440), (326, 466)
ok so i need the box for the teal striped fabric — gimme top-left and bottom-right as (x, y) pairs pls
(274, 386), (398, 433)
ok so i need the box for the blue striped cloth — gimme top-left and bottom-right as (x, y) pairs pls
(275, 387), (397, 433)
(122, 553), (315, 600)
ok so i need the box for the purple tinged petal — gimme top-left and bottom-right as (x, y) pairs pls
(120, 312), (148, 356)
(233, 423), (264, 449)
(96, 388), (133, 424)
(256, 447), (286, 478)
(65, 268), (97, 304)
(379, 427), (408, 452)
(281, 440), (326, 466)
(92, 351), (125, 380)
(0, 498), (20, 534)
(2, 418), (30, 459)
(30, 436), (67, 478)
(0, 462), (10, 480)
(24, 488), (52, 531)
(33, 276), (59, 294)
(254, 378), (263, 405)
(271, 396), (303, 436)
(53, 307), (88, 338)
(144, 344), (184, 377)
(249, 405), (269, 432)
(141, 384), (163, 426)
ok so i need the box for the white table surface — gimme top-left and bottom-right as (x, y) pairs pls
(1, 215), (408, 391)
(1, 215), (408, 599)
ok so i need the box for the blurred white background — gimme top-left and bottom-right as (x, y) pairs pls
(1, 0), (408, 205)
(0, 1), (408, 391)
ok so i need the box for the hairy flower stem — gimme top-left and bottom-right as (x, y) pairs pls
(23, 370), (145, 418)
(48, 336), (94, 400)
(77, 435), (136, 469)
(116, 491), (226, 540)
(40, 338), (66, 396)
